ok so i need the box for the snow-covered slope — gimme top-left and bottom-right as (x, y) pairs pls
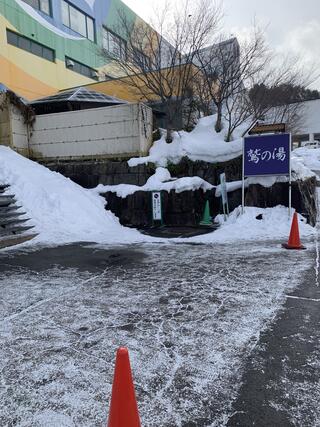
(0, 147), (147, 245)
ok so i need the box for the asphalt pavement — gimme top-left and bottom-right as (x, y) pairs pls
(0, 239), (318, 426)
(228, 260), (320, 427)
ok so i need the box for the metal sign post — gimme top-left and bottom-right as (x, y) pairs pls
(220, 172), (229, 221)
(289, 133), (292, 217)
(242, 132), (291, 215)
(242, 144), (245, 214)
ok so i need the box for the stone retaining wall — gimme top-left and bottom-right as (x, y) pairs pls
(42, 156), (242, 188)
(245, 178), (317, 225)
(43, 157), (317, 226)
(43, 160), (154, 188)
(102, 189), (216, 227)
(102, 177), (317, 227)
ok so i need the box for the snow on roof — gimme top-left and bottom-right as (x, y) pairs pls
(30, 87), (128, 105)
(298, 98), (320, 134)
(293, 146), (320, 173)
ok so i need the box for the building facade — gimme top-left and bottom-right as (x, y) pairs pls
(0, 0), (143, 100)
(293, 98), (320, 145)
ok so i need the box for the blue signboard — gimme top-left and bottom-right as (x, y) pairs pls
(244, 133), (290, 176)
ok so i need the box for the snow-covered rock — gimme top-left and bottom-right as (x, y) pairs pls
(93, 167), (214, 198)
(128, 114), (317, 186)
(128, 115), (245, 167)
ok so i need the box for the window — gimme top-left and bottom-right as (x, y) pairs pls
(62, 1), (95, 41)
(22, 0), (51, 15)
(65, 56), (98, 80)
(134, 48), (150, 69)
(7, 29), (55, 62)
(102, 28), (126, 61)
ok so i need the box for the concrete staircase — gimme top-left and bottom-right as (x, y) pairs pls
(0, 184), (37, 248)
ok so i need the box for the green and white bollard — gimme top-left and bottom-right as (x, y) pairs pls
(200, 200), (212, 225)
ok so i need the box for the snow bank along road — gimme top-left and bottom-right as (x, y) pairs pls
(0, 240), (318, 426)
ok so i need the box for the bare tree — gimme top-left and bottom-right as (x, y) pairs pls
(248, 55), (319, 134)
(101, 0), (222, 141)
(223, 91), (253, 141)
(196, 26), (317, 141)
(194, 25), (269, 134)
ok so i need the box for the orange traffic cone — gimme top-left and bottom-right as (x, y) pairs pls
(282, 212), (306, 250)
(107, 347), (141, 427)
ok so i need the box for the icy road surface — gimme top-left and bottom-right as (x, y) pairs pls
(0, 241), (317, 426)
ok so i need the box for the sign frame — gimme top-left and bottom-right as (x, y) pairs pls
(248, 122), (286, 135)
(242, 132), (292, 216)
(151, 191), (163, 224)
(243, 133), (291, 177)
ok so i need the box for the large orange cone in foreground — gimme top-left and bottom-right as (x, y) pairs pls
(107, 347), (141, 427)
(282, 212), (306, 250)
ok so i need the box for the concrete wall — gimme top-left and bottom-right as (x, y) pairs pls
(0, 95), (11, 147)
(10, 105), (29, 157)
(29, 103), (152, 160)
(0, 99), (29, 156)
(0, 102), (152, 161)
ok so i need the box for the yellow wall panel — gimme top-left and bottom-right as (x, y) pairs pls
(0, 55), (56, 99)
(0, 15), (95, 100)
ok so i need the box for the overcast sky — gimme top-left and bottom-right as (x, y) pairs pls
(122, 0), (320, 89)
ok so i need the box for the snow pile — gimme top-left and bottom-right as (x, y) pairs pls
(215, 177), (288, 197)
(293, 147), (320, 174)
(0, 147), (315, 248)
(215, 179), (243, 197)
(0, 147), (147, 245)
(128, 114), (316, 184)
(186, 206), (315, 244)
(128, 115), (244, 167)
(291, 151), (316, 180)
(93, 167), (213, 198)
